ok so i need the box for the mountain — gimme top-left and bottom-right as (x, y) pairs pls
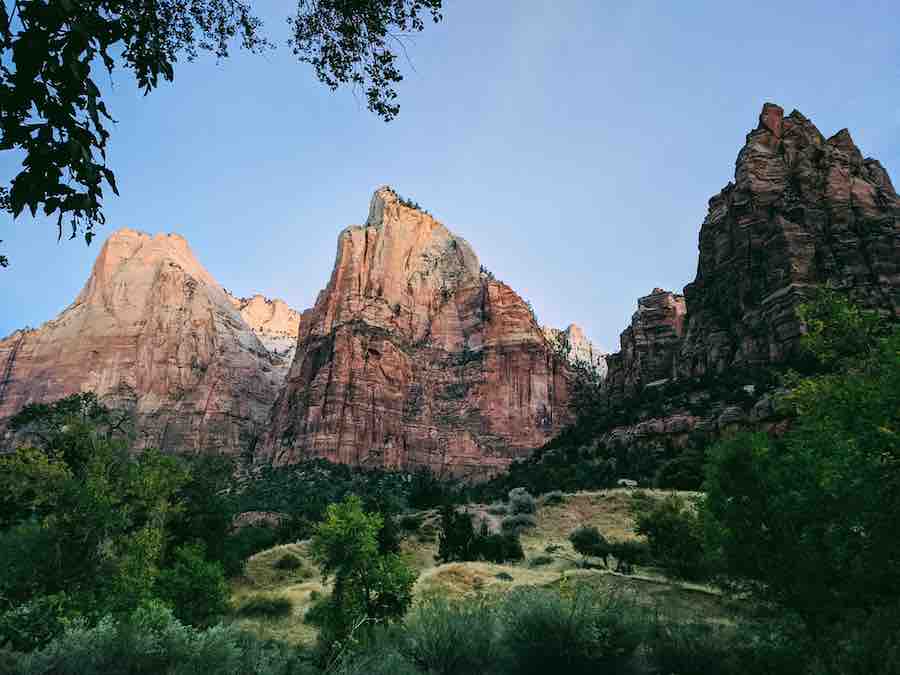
(592, 103), (899, 462)
(227, 293), (302, 363)
(259, 187), (571, 479)
(0, 229), (299, 453)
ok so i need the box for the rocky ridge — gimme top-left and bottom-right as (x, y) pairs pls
(0, 229), (299, 453)
(543, 323), (607, 379)
(259, 187), (571, 479)
(592, 103), (899, 462)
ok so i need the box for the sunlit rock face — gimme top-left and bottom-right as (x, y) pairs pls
(678, 103), (899, 377)
(260, 187), (571, 479)
(0, 229), (296, 453)
(227, 293), (302, 364)
(543, 323), (607, 379)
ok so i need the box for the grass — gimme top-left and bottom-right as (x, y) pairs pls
(227, 488), (733, 648)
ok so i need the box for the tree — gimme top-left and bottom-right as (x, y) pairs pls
(0, 0), (443, 262)
(568, 525), (609, 568)
(703, 290), (900, 642)
(309, 495), (417, 650)
(633, 495), (707, 580)
(156, 542), (230, 627)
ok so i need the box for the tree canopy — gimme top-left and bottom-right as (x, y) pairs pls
(0, 0), (443, 265)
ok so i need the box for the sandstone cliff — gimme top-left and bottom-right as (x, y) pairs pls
(260, 188), (570, 479)
(679, 103), (899, 377)
(593, 103), (899, 465)
(227, 293), (302, 364)
(0, 229), (298, 453)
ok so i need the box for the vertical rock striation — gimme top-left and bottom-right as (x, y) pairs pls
(260, 188), (570, 479)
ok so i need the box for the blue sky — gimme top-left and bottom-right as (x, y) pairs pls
(2, 0), (899, 351)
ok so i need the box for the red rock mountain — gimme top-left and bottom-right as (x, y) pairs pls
(258, 188), (570, 479)
(0, 229), (298, 453)
(597, 103), (899, 453)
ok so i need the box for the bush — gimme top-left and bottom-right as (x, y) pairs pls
(568, 525), (610, 567)
(477, 532), (524, 563)
(273, 552), (304, 571)
(648, 620), (737, 675)
(498, 588), (646, 675)
(398, 514), (423, 533)
(0, 594), (74, 652)
(540, 490), (566, 506)
(607, 540), (649, 574)
(500, 513), (537, 535)
(156, 542), (230, 627)
(12, 602), (313, 675)
(508, 488), (537, 515)
(486, 502), (509, 516)
(236, 594), (294, 619)
(403, 597), (499, 675)
(223, 525), (281, 577)
(528, 555), (554, 567)
(634, 495), (708, 580)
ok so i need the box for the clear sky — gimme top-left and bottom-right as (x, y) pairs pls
(2, 0), (898, 351)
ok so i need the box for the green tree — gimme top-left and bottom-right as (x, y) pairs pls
(634, 495), (707, 580)
(568, 525), (609, 568)
(309, 495), (417, 650)
(0, 0), (443, 262)
(703, 290), (900, 642)
(156, 542), (230, 627)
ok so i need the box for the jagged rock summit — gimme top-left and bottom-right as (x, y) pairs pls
(260, 187), (571, 478)
(596, 103), (899, 456)
(0, 228), (299, 453)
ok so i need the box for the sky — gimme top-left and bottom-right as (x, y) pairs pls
(2, 0), (899, 351)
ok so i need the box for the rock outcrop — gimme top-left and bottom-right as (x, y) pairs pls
(0, 229), (297, 453)
(260, 188), (570, 479)
(543, 324), (607, 379)
(604, 289), (685, 400)
(678, 103), (899, 377)
(589, 103), (899, 469)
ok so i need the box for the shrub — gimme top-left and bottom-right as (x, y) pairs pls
(398, 514), (423, 533)
(436, 507), (477, 563)
(508, 488), (537, 515)
(634, 495), (708, 580)
(223, 525), (280, 577)
(155, 542), (230, 627)
(237, 594), (293, 619)
(403, 597), (499, 675)
(500, 513), (537, 535)
(486, 502), (509, 516)
(495, 572), (513, 581)
(13, 602), (313, 675)
(648, 620), (737, 675)
(540, 490), (566, 506)
(0, 594), (74, 652)
(607, 540), (649, 574)
(568, 525), (610, 567)
(498, 588), (646, 675)
(273, 552), (304, 571)
(477, 532), (524, 563)
(528, 555), (554, 567)
(545, 544), (563, 554)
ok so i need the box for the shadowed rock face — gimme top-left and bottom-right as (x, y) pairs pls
(595, 103), (899, 459)
(678, 103), (899, 377)
(0, 229), (296, 453)
(605, 289), (686, 401)
(259, 188), (571, 479)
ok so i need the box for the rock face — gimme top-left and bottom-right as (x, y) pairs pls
(678, 103), (899, 377)
(260, 188), (570, 479)
(604, 289), (686, 400)
(0, 229), (296, 453)
(543, 324), (607, 379)
(227, 294), (302, 365)
(591, 103), (899, 468)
